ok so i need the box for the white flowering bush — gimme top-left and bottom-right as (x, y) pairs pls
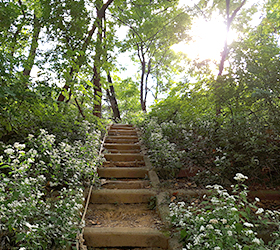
(170, 173), (280, 249)
(0, 122), (103, 249)
(141, 118), (184, 178)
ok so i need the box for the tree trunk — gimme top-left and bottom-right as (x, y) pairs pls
(22, 14), (41, 77)
(56, 0), (114, 103)
(106, 73), (121, 122)
(93, 64), (102, 118)
(216, 0), (246, 115)
(218, 0), (246, 76)
(138, 45), (146, 112)
(144, 58), (151, 111)
(93, 0), (104, 118)
(74, 97), (85, 119)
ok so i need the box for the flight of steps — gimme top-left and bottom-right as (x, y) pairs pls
(83, 124), (168, 249)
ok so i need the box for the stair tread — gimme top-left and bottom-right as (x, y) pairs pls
(84, 124), (167, 249)
(84, 227), (168, 248)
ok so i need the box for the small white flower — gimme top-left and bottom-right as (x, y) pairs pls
(214, 247), (221, 250)
(215, 229), (222, 236)
(234, 173), (248, 182)
(213, 184), (223, 190)
(211, 197), (220, 204)
(27, 158), (34, 163)
(231, 207), (238, 212)
(245, 230), (254, 236)
(199, 217), (205, 221)
(244, 222), (254, 227)
(39, 129), (46, 134)
(234, 243), (242, 250)
(14, 142), (25, 150)
(200, 225), (205, 231)
(4, 148), (14, 155)
(252, 238), (261, 245)
(209, 219), (218, 224)
(28, 134), (34, 139)
(49, 181), (57, 187)
(256, 208), (264, 214)
(227, 230), (233, 236)
(206, 224), (214, 230)
(255, 197), (260, 202)
(221, 218), (227, 224)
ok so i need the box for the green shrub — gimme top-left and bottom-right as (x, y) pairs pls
(170, 173), (280, 249)
(141, 118), (184, 179)
(0, 122), (103, 249)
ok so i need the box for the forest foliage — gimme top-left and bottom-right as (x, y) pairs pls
(1, 0), (280, 248)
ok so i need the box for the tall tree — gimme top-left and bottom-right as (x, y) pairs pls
(55, 0), (114, 105)
(194, 0), (250, 115)
(112, 0), (191, 112)
(218, 0), (246, 76)
(22, 14), (41, 77)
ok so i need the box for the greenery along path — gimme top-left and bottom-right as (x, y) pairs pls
(83, 124), (168, 249)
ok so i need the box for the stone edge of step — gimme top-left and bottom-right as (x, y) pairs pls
(83, 227), (169, 248)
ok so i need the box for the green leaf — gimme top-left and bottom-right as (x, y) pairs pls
(180, 229), (188, 239)
(235, 223), (243, 233)
(16, 233), (26, 243)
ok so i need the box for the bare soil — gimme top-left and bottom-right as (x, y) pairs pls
(158, 178), (199, 190)
(85, 203), (165, 230)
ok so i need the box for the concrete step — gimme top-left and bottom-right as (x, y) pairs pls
(105, 139), (138, 144)
(89, 189), (156, 203)
(98, 167), (148, 178)
(101, 180), (150, 189)
(103, 161), (145, 167)
(111, 124), (134, 129)
(108, 130), (137, 136)
(105, 149), (141, 154)
(104, 143), (141, 151)
(84, 227), (168, 248)
(104, 153), (144, 162)
(105, 136), (139, 144)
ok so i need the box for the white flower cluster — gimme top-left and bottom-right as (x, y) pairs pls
(169, 174), (272, 249)
(0, 123), (102, 248)
(233, 173), (248, 182)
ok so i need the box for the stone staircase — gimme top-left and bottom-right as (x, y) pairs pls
(83, 124), (169, 249)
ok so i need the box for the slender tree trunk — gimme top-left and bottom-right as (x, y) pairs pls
(218, 0), (246, 76)
(93, 0), (104, 118)
(93, 64), (102, 118)
(144, 58), (151, 110)
(22, 14), (41, 77)
(106, 73), (121, 121)
(138, 45), (146, 112)
(140, 62), (146, 112)
(74, 97), (85, 119)
(56, 0), (114, 103)
(216, 0), (246, 115)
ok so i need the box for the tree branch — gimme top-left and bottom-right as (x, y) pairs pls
(74, 97), (85, 119)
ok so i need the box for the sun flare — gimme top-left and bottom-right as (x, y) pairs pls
(172, 16), (237, 62)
